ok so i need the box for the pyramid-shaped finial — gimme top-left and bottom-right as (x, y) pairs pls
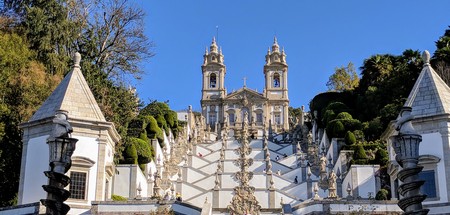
(73, 52), (81, 68)
(422, 50), (430, 65)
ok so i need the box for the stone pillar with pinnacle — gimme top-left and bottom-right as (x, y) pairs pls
(40, 110), (78, 215)
(392, 105), (429, 215)
(227, 113), (261, 214)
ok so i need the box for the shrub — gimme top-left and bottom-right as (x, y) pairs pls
(336, 112), (353, 120)
(352, 130), (365, 142)
(326, 120), (345, 138)
(122, 143), (138, 164)
(112, 194), (127, 201)
(146, 116), (164, 143)
(374, 148), (389, 166)
(130, 137), (153, 164)
(156, 114), (169, 135)
(375, 189), (389, 200)
(164, 111), (178, 128)
(340, 118), (363, 131)
(354, 144), (367, 160)
(344, 131), (356, 145)
(127, 117), (146, 138)
(322, 109), (336, 126)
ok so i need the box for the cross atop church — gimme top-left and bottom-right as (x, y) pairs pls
(243, 77), (247, 87)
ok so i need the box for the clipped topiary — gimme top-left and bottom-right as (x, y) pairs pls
(127, 117), (146, 138)
(336, 112), (353, 120)
(322, 109), (336, 126)
(156, 114), (169, 135)
(130, 137), (153, 164)
(122, 143), (138, 164)
(354, 144), (367, 160)
(145, 115), (164, 143)
(344, 131), (356, 145)
(375, 189), (389, 200)
(326, 120), (345, 138)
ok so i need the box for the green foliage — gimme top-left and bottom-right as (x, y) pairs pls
(122, 143), (138, 164)
(375, 189), (389, 200)
(336, 112), (353, 120)
(23, 0), (76, 75)
(164, 111), (178, 128)
(141, 101), (171, 117)
(327, 62), (359, 92)
(344, 131), (356, 145)
(145, 116), (164, 144)
(364, 117), (383, 141)
(128, 117), (146, 138)
(111, 194), (127, 201)
(326, 120), (345, 138)
(352, 130), (365, 142)
(130, 137), (153, 164)
(374, 148), (389, 167)
(353, 144), (367, 160)
(322, 109), (336, 126)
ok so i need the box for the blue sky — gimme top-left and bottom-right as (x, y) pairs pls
(134, 1), (450, 111)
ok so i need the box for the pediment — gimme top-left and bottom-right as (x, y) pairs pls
(225, 88), (266, 101)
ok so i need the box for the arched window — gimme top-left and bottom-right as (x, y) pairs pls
(210, 73), (217, 88)
(273, 73), (280, 88)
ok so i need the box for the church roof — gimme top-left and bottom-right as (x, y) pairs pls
(404, 50), (450, 117)
(29, 53), (106, 122)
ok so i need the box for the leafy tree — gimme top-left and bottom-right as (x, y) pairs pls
(0, 32), (61, 206)
(432, 26), (450, 85)
(327, 62), (359, 92)
(23, 0), (77, 75)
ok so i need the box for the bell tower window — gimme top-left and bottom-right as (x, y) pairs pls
(210, 73), (217, 88)
(273, 73), (280, 88)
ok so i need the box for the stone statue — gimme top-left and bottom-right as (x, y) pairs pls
(319, 154), (327, 173)
(49, 111), (73, 140)
(243, 111), (249, 125)
(328, 170), (337, 198)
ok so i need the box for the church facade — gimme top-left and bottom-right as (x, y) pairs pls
(200, 37), (290, 133)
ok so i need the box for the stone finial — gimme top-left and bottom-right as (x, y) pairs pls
(422, 50), (430, 65)
(73, 52), (81, 68)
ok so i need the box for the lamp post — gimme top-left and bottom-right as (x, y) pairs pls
(392, 106), (428, 215)
(40, 110), (78, 215)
